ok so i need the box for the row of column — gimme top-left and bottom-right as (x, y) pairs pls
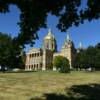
(25, 51), (43, 70)
(26, 63), (42, 70)
(29, 52), (42, 58)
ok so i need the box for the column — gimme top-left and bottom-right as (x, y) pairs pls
(42, 50), (46, 70)
(25, 54), (30, 70)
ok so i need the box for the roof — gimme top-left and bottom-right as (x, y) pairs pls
(44, 28), (55, 40)
(62, 33), (72, 48)
(27, 48), (42, 54)
(64, 33), (72, 43)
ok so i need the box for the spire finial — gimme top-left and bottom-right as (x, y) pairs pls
(79, 42), (82, 49)
(48, 28), (52, 35)
(66, 33), (70, 40)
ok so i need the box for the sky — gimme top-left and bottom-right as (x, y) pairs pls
(0, 5), (100, 52)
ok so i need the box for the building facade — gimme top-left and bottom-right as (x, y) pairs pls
(25, 29), (75, 70)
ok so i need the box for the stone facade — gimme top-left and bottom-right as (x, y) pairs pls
(53, 34), (75, 69)
(25, 48), (43, 70)
(25, 29), (75, 70)
(43, 28), (57, 52)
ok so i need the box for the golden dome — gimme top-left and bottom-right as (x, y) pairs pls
(44, 28), (55, 40)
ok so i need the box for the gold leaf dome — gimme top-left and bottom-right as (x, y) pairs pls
(44, 28), (55, 40)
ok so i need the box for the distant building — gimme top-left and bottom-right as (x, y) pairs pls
(25, 29), (76, 70)
(77, 42), (83, 53)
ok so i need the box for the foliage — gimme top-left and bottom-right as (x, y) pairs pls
(74, 43), (100, 70)
(74, 51), (84, 69)
(0, 0), (100, 46)
(0, 32), (25, 71)
(0, 33), (12, 71)
(53, 55), (70, 73)
(95, 43), (100, 68)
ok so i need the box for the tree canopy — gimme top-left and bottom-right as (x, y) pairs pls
(0, 33), (13, 69)
(0, 0), (100, 47)
(0, 32), (25, 71)
(53, 55), (70, 73)
(74, 43), (100, 70)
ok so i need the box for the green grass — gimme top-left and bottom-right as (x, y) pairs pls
(0, 71), (100, 100)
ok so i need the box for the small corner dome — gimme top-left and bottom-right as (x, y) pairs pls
(44, 28), (55, 40)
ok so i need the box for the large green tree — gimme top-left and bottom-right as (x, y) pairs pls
(0, 33), (13, 71)
(0, 0), (100, 47)
(53, 55), (70, 73)
(85, 46), (97, 68)
(95, 43), (100, 69)
(74, 44), (100, 70)
(0, 32), (24, 71)
(74, 50), (87, 70)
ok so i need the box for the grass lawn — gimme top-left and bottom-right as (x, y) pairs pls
(0, 71), (100, 100)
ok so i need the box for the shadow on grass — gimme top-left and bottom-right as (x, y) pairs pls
(30, 84), (100, 100)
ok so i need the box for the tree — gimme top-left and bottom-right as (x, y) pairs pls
(74, 44), (100, 70)
(0, 32), (24, 72)
(85, 46), (97, 68)
(95, 43), (100, 69)
(53, 56), (70, 73)
(74, 50), (87, 70)
(0, 33), (13, 71)
(0, 0), (100, 47)
(95, 42), (100, 49)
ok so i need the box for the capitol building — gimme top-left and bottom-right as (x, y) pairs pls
(25, 29), (77, 71)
